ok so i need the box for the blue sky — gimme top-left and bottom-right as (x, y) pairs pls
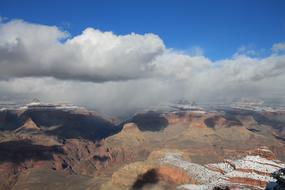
(0, 0), (284, 60)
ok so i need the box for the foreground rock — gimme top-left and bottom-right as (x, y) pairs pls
(101, 149), (195, 190)
(169, 147), (284, 190)
(102, 147), (284, 190)
(267, 168), (285, 190)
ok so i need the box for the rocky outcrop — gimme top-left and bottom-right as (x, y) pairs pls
(103, 123), (150, 166)
(1, 106), (285, 190)
(101, 149), (195, 190)
(160, 147), (284, 190)
(101, 147), (285, 190)
(266, 168), (285, 190)
(248, 146), (277, 160)
(129, 165), (193, 189)
(1, 107), (118, 140)
(0, 137), (114, 189)
(15, 118), (40, 133)
(105, 123), (145, 146)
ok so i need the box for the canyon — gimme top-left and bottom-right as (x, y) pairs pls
(0, 101), (285, 190)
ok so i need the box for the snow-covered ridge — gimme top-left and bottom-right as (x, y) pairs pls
(229, 99), (281, 112)
(0, 99), (87, 112)
(159, 148), (284, 190)
(160, 153), (226, 184)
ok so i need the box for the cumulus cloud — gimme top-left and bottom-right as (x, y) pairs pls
(0, 19), (164, 82)
(0, 18), (284, 116)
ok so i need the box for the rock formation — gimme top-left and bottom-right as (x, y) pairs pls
(0, 103), (285, 190)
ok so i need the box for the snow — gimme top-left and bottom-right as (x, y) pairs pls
(225, 170), (273, 181)
(160, 153), (226, 183)
(159, 150), (284, 190)
(179, 183), (263, 190)
(26, 102), (41, 106)
(9, 102), (84, 112)
(206, 162), (234, 173)
(178, 184), (214, 190)
(231, 155), (284, 173)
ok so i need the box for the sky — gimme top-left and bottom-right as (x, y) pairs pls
(1, 0), (285, 60)
(0, 0), (284, 116)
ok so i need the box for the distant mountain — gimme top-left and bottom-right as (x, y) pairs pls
(0, 101), (119, 140)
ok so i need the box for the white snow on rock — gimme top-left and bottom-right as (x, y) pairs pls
(159, 148), (284, 190)
(225, 170), (273, 181)
(178, 184), (215, 190)
(230, 155), (284, 173)
(178, 183), (259, 190)
(160, 153), (226, 184)
(206, 162), (234, 173)
(1, 100), (88, 112)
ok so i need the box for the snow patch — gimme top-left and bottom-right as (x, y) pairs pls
(159, 149), (284, 190)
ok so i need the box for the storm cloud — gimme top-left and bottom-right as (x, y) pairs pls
(0, 19), (284, 116)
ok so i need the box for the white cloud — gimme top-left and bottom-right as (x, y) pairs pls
(272, 42), (285, 53)
(0, 20), (164, 82)
(0, 19), (285, 116)
(234, 45), (259, 57)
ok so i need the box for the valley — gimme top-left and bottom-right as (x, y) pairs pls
(0, 101), (285, 189)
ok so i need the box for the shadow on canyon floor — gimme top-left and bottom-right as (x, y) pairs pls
(0, 139), (64, 164)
